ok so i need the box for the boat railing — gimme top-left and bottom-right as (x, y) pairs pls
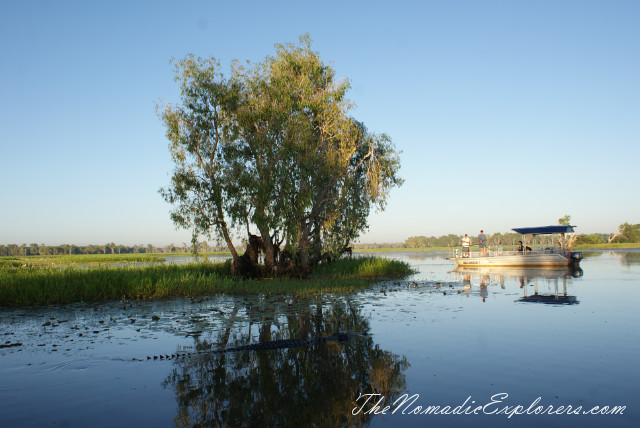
(452, 245), (567, 258)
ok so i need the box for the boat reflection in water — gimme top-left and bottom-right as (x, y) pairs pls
(452, 265), (583, 305)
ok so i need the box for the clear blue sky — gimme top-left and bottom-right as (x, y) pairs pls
(1, 0), (638, 246)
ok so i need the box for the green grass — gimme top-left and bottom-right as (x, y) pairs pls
(573, 243), (640, 250)
(355, 247), (452, 252)
(161, 251), (230, 257)
(0, 257), (413, 307)
(0, 253), (165, 268)
(0, 252), (234, 268)
(311, 257), (414, 279)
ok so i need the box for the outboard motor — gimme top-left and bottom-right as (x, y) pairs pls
(569, 266), (584, 278)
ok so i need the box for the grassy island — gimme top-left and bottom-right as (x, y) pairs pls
(0, 256), (413, 307)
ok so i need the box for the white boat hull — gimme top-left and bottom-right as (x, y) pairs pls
(450, 253), (570, 267)
(452, 265), (572, 278)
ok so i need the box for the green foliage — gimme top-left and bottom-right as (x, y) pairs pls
(404, 234), (461, 248)
(574, 234), (607, 245)
(159, 35), (402, 276)
(558, 215), (571, 226)
(404, 232), (527, 248)
(612, 222), (640, 243)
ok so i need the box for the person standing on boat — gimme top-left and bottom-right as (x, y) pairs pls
(461, 234), (471, 257)
(478, 230), (488, 256)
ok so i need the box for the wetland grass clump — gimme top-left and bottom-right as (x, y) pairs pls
(0, 253), (165, 268)
(0, 257), (413, 307)
(310, 256), (414, 279)
(0, 262), (232, 307)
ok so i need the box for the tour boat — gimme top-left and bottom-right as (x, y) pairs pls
(449, 225), (583, 267)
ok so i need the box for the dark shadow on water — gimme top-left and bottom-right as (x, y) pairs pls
(162, 298), (409, 427)
(517, 294), (579, 305)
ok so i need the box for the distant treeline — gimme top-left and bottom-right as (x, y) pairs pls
(401, 222), (640, 248)
(3, 223), (638, 256)
(0, 242), (228, 257)
(402, 233), (551, 248)
(353, 242), (406, 249)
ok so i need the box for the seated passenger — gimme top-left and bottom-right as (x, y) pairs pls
(518, 241), (532, 252)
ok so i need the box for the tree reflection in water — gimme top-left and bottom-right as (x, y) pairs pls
(613, 250), (640, 266)
(163, 297), (408, 427)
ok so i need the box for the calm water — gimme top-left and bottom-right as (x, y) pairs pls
(1, 250), (638, 427)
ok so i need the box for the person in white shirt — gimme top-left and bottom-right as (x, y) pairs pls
(461, 234), (471, 258)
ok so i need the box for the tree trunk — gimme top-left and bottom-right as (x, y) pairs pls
(216, 206), (241, 274)
(257, 226), (276, 275)
(294, 220), (311, 277)
(233, 234), (262, 279)
(308, 218), (323, 267)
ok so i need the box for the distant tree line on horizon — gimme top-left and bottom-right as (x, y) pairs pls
(2, 223), (638, 257)
(0, 241), (227, 257)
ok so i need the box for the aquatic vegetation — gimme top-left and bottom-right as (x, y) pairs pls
(310, 256), (415, 279)
(0, 253), (165, 268)
(0, 257), (413, 307)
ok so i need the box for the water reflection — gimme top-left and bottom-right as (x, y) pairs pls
(575, 249), (640, 266)
(3, 250), (640, 427)
(610, 250), (640, 266)
(162, 298), (409, 427)
(452, 266), (581, 305)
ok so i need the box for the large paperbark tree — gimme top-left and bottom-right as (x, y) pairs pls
(159, 35), (402, 277)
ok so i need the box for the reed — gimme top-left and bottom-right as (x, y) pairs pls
(0, 257), (412, 307)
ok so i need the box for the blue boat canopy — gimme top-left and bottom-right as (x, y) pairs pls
(512, 225), (576, 235)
